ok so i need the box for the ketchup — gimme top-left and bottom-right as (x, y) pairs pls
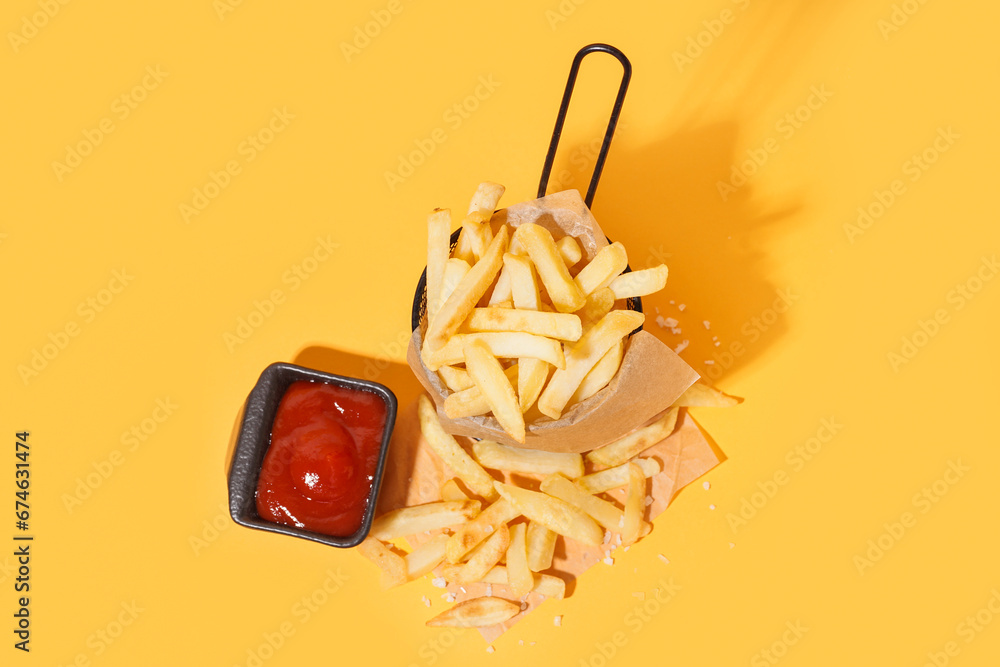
(256, 381), (386, 537)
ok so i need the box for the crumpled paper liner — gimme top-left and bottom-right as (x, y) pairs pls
(407, 189), (701, 453)
(376, 400), (722, 643)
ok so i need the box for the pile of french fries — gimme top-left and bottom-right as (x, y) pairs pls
(420, 181), (671, 443)
(355, 182), (742, 629)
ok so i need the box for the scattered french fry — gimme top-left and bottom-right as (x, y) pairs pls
(464, 339), (525, 443)
(526, 522), (557, 572)
(424, 332), (565, 371)
(494, 481), (603, 546)
(357, 537), (408, 589)
(621, 462), (646, 546)
(370, 500), (481, 540)
(425, 597), (519, 628)
(456, 524), (510, 583)
(466, 308), (582, 341)
(446, 498), (519, 563)
(515, 223), (586, 313)
(439, 564), (566, 599)
(539, 474), (624, 531)
(608, 264), (668, 300)
(418, 394), (498, 500)
(586, 407), (678, 468)
(426, 209), (451, 326)
(505, 523), (534, 598)
(575, 458), (661, 494)
(440, 478), (470, 502)
(574, 242), (628, 296)
(472, 441), (584, 478)
(405, 533), (450, 580)
(672, 382), (744, 407)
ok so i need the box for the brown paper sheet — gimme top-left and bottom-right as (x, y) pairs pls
(376, 401), (722, 643)
(407, 189), (701, 453)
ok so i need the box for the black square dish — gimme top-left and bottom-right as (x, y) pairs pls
(227, 362), (397, 548)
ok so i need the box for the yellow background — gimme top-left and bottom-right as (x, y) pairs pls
(3, 0), (999, 665)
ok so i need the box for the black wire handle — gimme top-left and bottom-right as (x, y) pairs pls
(537, 43), (632, 207)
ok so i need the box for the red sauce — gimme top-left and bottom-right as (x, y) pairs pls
(256, 381), (386, 537)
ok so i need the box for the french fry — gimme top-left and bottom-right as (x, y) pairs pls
(569, 339), (624, 406)
(488, 264), (513, 305)
(451, 227), (476, 264)
(466, 308), (582, 341)
(504, 523), (533, 598)
(622, 462), (647, 546)
(573, 242), (628, 296)
(514, 223), (586, 313)
(426, 209), (451, 326)
(424, 332), (565, 371)
(370, 500), (481, 540)
(456, 524), (510, 583)
(405, 533), (450, 580)
(672, 382), (744, 407)
(504, 253), (540, 311)
(443, 366), (518, 419)
(586, 407), (679, 469)
(424, 225), (509, 353)
(575, 287), (616, 331)
(439, 564), (566, 599)
(418, 394), (497, 500)
(575, 458), (661, 494)
(440, 478), (470, 502)
(471, 441), (584, 478)
(466, 181), (505, 222)
(438, 365), (474, 393)
(608, 264), (668, 300)
(494, 481), (603, 546)
(425, 597), (520, 628)
(438, 258), (471, 315)
(464, 339), (525, 443)
(539, 474), (623, 531)
(446, 498), (519, 563)
(357, 537), (408, 589)
(556, 235), (582, 268)
(525, 522), (557, 572)
(461, 221), (492, 262)
(537, 310), (644, 420)
(517, 358), (550, 413)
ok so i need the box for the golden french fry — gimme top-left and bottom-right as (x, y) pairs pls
(466, 308), (582, 341)
(464, 339), (525, 443)
(622, 462), (646, 546)
(426, 209), (452, 326)
(418, 394), (497, 500)
(504, 253), (540, 311)
(461, 221), (492, 262)
(672, 382), (744, 407)
(424, 332), (565, 371)
(574, 242), (628, 296)
(443, 365), (518, 419)
(424, 225), (509, 353)
(472, 441), (584, 478)
(505, 523), (533, 598)
(514, 223), (586, 313)
(451, 227), (476, 264)
(517, 358), (550, 413)
(537, 310), (644, 420)
(574, 287), (616, 331)
(526, 522), (557, 572)
(494, 481), (602, 546)
(438, 365), (474, 393)
(439, 564), (565, 599)
(440, 478), (470, 502)
(405, 533), (450, 580)
(488, 264), (513, 305)
(425, 597), (519, 628)
(586, 407), (679, 468)
(608, 264), (668, 299)
(437, 258), (471, 315)
(539, 474), (623, 531)
(575, 458), (661, 494)
(466, 181), (505, 222)
(370, 500), (481, 540)
(556, 235), (582, 268)
(456, 524), (510, 582)
(357, 537), (408, 589)
(569, 339), (624, 406)
(446, 498), (519, 563)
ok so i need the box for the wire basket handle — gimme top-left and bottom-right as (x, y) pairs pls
(537, 43), (632, 207)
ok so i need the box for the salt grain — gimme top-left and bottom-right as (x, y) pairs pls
(714, 341), (721, 347)
(658, 554), (670, 564)
(431, 578), (447, 588)
(554, 616), (563, 627)
(671, 327), (682, 335)
(644, 495), (653, 507)
(709, 504), (716, 510)
(674, 340), (689, 354)
(603, 530), (612, 544)
(422, 596), (431, 607)
(603, 556), (614, 565)
(678, 304), (686, 311)
(703, 481), (711, 490)
(704, 360), (714, 365)
(487, 646), (495, 654)
(486, 584), (493, 597)
(623, 545), (630, 552)
(703, 320), (711, 329)
(664, 317), (678, 328)
(729, 542), (735, 549)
